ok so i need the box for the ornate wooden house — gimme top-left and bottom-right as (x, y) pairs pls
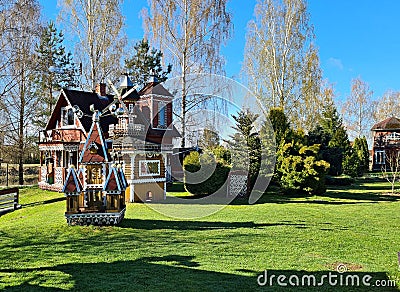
(62, 110), (127, 225)
(39, 76), (180, 202)
(371, 116), (400, 171)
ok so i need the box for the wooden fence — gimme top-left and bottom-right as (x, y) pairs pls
(0, 187), (20, 213)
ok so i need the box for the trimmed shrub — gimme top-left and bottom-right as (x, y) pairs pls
(277, 142), (330, 195)
(183, 151), (230, 196)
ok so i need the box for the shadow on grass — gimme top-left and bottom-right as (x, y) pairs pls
(119, 218), (308, 230)
(1, 256), (397, 291)
(23, 196), (65, 208)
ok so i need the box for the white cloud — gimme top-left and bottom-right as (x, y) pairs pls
(327, 57), (344, 70)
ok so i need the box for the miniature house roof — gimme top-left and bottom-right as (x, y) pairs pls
(62, 167), (83, 194)
(104, 166), (127, 192)
(371, 116), (400, 131)
(79, 115), (109, 163)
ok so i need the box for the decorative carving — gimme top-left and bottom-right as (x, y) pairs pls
(40, 166), (47, 182)
(65, 208), (126, 226)
(55, 167), (64, 185)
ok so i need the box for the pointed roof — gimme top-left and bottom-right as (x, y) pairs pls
(371, 117), (400, 131)
(139, 82), (173, 97)
(120, 74), (134, 88)
(62, 167), (83, 194)
(79, 114), (109, 163)
(104, 166), (126, 192)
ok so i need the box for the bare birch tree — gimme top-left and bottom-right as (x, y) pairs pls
(58, 0), (127, 90)
(142, 0), (233, 147)
(343, 77), (374, 139)
(0, 0), (41, 185)
(382, 148), (400, 194)
(372, 90), (400, 123)
(242, 0), (315, 120)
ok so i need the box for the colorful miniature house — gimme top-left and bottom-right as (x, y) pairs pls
(62, 110), (127, 225)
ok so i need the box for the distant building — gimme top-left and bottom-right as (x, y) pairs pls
(371, 116), (400, 171)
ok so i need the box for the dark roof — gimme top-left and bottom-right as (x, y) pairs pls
(63, 89), (118, 134)
(139, 82), (173, 97)
(371, 117), (400, 131)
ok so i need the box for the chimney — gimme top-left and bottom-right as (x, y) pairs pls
(95, 83), (107, 96)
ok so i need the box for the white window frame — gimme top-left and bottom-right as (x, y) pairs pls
(128, 103), (134, 114)
(139, 160), (160, 177)
(385, 132), (400, 141)
(375, 150), (386, 164)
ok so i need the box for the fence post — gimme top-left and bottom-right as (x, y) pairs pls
(6, 163), (9, 187)
(14, 189), (19, 210)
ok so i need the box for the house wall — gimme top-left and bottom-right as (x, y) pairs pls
(134, 182), (164, 202)
(371, 130), (400, 171)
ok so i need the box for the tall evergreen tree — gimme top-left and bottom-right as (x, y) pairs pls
(309, 101), (350, 176)
(33, 21), (76, 128)
(226, 109), (261, 193)
(268, 107), (291, 145)
(125, 39), (172, 88)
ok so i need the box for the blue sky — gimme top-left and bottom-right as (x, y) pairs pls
(40, 0), (400, 102)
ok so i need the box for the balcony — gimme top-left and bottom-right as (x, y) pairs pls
(373, 138), (400, 148)
(39, 129), (83, 143)
(109, 124), (145, 137)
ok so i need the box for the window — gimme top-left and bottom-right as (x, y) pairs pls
(139, 160), (160, 176)
(158, 102), (166, 128)
(89, 142), (98, 154)
(61, 107), (75, 127)
(375, 150), (385, 164)
(67, 108), (74, 125)
(87, 165), (102, 184)
(61, 108), (67, 126)
(128, 103), (134, 114)
(146, 191), (153, 202)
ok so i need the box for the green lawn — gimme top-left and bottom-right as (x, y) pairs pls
(0, 181), (399, 291)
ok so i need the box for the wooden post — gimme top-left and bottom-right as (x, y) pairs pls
(6, 163), (8, 187)
(14, 189), (19, 210)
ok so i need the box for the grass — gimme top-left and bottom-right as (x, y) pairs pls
(0, 181), (399, 291)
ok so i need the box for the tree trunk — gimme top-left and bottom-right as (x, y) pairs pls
(18, 71), (25, 185)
